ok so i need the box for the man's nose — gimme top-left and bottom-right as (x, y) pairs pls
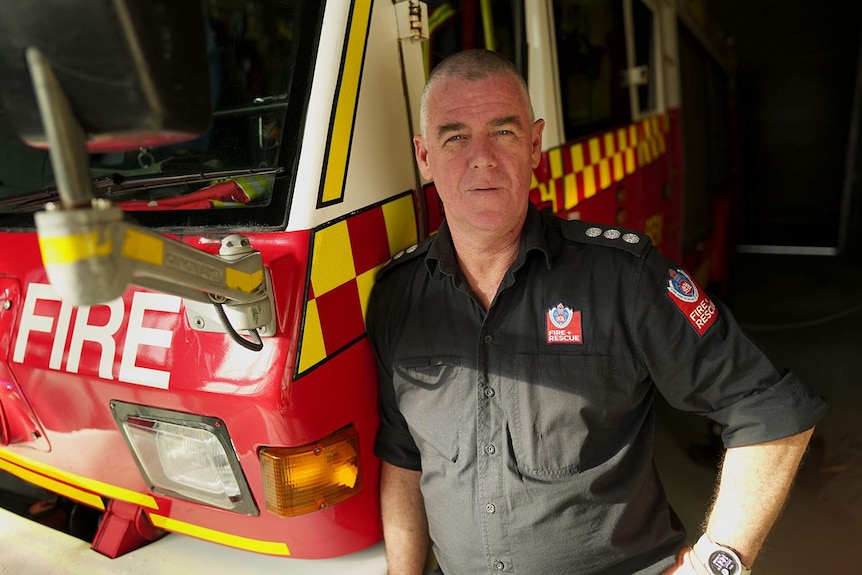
(469, 138), (497, 170)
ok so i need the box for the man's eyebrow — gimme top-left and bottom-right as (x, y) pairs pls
(491, 115), (522, 129)
(436, 122), (467, 139)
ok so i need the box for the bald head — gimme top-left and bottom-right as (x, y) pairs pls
(419, 49), (534, 138)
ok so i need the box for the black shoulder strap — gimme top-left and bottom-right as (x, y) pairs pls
(560, 220), (651, 258)
(376, 235), (434, 279)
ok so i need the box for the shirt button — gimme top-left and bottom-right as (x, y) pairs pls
(484, 444), (496, 455)
(483, 387), (495, 398)
(483, 334), (493, 344)
(485, 503), (496, 514)
(493, 560), (505, 571)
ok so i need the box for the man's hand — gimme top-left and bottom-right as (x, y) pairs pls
(663, 547), (710, 575)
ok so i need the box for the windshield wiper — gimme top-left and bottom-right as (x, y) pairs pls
(98, 166), (283, 198)
(0, 167), (283, 212)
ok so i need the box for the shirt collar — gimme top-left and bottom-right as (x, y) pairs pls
(424, 203), (554, 278)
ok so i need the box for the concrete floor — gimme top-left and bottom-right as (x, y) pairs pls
(653, 253), (862, 574)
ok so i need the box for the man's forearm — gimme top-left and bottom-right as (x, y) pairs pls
(703, 427), (815, 568)
(381, 461), (429, 575)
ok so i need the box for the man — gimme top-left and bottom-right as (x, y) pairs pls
(367, 49), (826, 575)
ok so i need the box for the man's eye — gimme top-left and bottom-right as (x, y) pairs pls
(446, 135), (465, 143)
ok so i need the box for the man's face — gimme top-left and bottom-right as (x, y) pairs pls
(414, 74), (544, 238)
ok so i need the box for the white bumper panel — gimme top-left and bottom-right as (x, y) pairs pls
(0, 507), (387, 574)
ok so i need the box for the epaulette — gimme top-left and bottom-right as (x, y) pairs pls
(559, 219), (651, 258)
(376, 235), (434, 280)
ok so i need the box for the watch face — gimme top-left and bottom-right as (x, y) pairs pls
(708, 550), (739, 575)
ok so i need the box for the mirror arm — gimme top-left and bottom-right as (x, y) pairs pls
(27, 47), (273, 344)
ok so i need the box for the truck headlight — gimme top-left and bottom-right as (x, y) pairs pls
(111, 401), (257, 515)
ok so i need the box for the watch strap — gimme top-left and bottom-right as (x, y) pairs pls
(692, 534), (752, 575)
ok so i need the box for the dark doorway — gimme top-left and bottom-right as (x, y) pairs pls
(712, 1), (862, 252)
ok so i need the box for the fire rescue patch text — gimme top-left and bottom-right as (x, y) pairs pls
(665, 269), (718, 336)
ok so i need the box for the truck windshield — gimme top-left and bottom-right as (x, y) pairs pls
(0, 0), (323, 232)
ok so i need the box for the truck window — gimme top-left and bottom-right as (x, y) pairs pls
(425, 0), (526, 74)
(552, 0), (631, 141)
(0, 0), (324, 232)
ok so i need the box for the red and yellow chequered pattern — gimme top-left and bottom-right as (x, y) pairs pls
(296, 193), (418, 376)
(533, 114), (669, 214)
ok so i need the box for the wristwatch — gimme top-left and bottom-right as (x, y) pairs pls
(692, 534), (752, 575)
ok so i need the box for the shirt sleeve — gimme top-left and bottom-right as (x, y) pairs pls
(367, 278), (422, 471)
(629, 246), (827, 447)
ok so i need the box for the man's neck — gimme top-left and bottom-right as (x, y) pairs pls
(449, 225), (522, 311)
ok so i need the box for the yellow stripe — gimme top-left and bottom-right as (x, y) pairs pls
(320, 0), (373, 204)
(311, 221), (356, 296)
(225, 268), (263, 293)
(563, 173), (577, 210)
(148, 513), (291, 556)
(617, 128), (628, 151)
(571, 144), (585, 172)
(549, 148), (563, 179)
(537, 181), (555, 212)
(612, 153), (624, 182)
(123, 228), (164, 266)
(39, 232), (112, 265)
(298, 299), (326, 373)
(625, 148), (636, 175)
(0, 458), (105, 510)
(603, 132), (615, 156)
(598, 159), (610, 190)
(583, 168), (596, 199)
(382, 195), (419, 256)
(0, 448), (158, 509)
(234, 174), (273, 201)
(588, 138), (600, 166)
(357, 266), (382, 321)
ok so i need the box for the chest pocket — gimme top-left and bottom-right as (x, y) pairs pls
(508, 353), (621, 478)
(393, 356), (466, 464)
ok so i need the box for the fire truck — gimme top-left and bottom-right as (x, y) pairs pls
(0, 0), (733, 571)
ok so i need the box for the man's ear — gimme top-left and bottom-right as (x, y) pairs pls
(531, 119), (545, 169)
(414, 135), (433, 181)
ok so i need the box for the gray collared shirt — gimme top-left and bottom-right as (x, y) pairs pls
(369, 205), (826, 575)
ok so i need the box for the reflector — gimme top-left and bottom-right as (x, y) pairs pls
(260, 425), (362, 517)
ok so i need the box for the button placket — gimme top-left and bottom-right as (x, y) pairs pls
(477, 311), (512, 573)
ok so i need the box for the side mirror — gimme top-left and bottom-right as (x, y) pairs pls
(0, 0), (271, 351)
(0, 0), (212, 153)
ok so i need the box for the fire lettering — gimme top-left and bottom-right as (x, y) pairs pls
(12, 282), (180, 388)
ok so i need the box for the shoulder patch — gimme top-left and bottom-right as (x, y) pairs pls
(560, 220), (651, 257)
(665, 268), (718, 335)
(376, 236), (433, 280)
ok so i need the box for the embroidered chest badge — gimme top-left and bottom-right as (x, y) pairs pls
(666, 268), (718, 336)
(546, 303), (583, 344)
